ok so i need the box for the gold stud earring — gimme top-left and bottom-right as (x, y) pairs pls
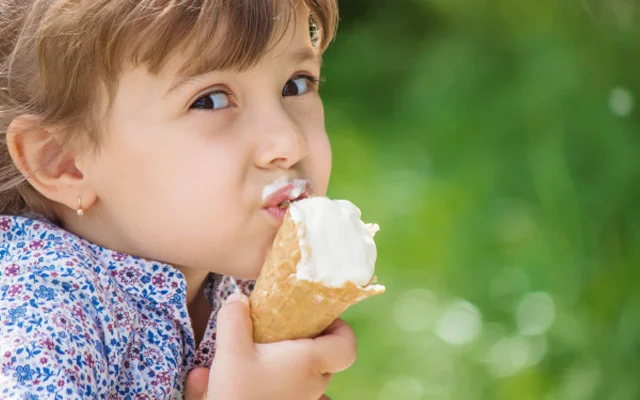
(76, 197), (84, 217)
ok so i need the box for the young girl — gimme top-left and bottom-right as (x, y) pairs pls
(0, 0), (356, 398)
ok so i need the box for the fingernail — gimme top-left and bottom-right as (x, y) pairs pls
(225, 292), (249, 305)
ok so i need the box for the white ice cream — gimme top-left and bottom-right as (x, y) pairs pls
(288, 197), (379, 288)
(261, 177), (309, 202)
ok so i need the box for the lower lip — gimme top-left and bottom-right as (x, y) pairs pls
(263, 206), (288, 222)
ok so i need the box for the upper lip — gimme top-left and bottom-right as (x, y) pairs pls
(261, 178), (313, 208)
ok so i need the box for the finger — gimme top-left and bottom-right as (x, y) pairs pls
(320, 318), (347, 336)
(311, 319), (357, 374)
(318, 395), (332, 400)
(184, 367), (210, 400)
(215, 293), (254, 354)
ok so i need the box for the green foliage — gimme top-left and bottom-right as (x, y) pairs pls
(322, 1), (639, 398)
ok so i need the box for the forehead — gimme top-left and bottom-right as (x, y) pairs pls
(173, 3), (314, 74)
(158, 4), (318, 92)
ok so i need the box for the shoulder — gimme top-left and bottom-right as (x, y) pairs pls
(0, 216), (119, 395)
(0, 214), (115, 329)
(1, 214), (105, 277)
(1, 214), (83, 265)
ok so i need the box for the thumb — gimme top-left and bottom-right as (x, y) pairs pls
(184, 367), (209, 400)
(215, 292), (254, 354)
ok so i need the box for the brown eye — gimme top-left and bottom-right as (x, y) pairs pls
(282, 76), (318, 97)
(190, 91), (231, 110)
(283, 79), (303, 96)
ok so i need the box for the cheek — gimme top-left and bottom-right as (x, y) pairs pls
(88, 125), (237, 210)
(313, 132), (332, 170)
(306, 128), (332, 195)
(294, 99), (332, 193)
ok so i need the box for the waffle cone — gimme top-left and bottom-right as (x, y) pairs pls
(249, 211), (385, 344)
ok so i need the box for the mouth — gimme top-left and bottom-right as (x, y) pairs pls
(262, 178), (313, 221)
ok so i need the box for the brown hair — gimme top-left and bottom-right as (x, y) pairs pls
(0, 0), (338, 222)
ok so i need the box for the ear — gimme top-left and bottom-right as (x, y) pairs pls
(6, 115), (98, 214)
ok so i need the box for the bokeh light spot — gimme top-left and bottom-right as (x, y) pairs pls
(609, 87), (634, 117)
(486, 336), (531, 377)
(435, 300), (482, 346)
(517, 291), (556, 335)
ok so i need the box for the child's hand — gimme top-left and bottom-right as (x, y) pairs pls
(190, 292), (356, 400)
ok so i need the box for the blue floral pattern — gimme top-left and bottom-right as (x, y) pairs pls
(0, 214), (255, 398)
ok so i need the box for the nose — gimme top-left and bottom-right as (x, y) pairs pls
(254, 104), (309, 170)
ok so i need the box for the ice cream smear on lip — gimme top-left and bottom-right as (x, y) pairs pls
(288, 197), (380, 288)
(261, 177), (309, 203)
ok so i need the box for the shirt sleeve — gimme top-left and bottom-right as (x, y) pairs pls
(0, 260), (111, 399)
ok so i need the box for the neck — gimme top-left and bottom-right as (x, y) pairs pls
(179, 267), (212, 306)
(181, 267), (213, 348)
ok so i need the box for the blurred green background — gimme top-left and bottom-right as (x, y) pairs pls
(321, 1), (639, 399)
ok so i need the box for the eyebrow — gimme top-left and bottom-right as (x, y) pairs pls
(165, 48), (323, 97)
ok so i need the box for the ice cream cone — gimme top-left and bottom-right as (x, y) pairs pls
(249, 210), (385, 344)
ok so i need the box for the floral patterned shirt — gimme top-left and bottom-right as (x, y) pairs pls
(0, 214), (255, 399)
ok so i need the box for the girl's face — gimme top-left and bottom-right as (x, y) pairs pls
(78, 7), (332, 279)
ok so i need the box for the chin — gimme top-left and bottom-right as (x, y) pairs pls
(246, 262), (264, 280)
(226, 261), (262, 281)
(220, 243), (271, 280)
